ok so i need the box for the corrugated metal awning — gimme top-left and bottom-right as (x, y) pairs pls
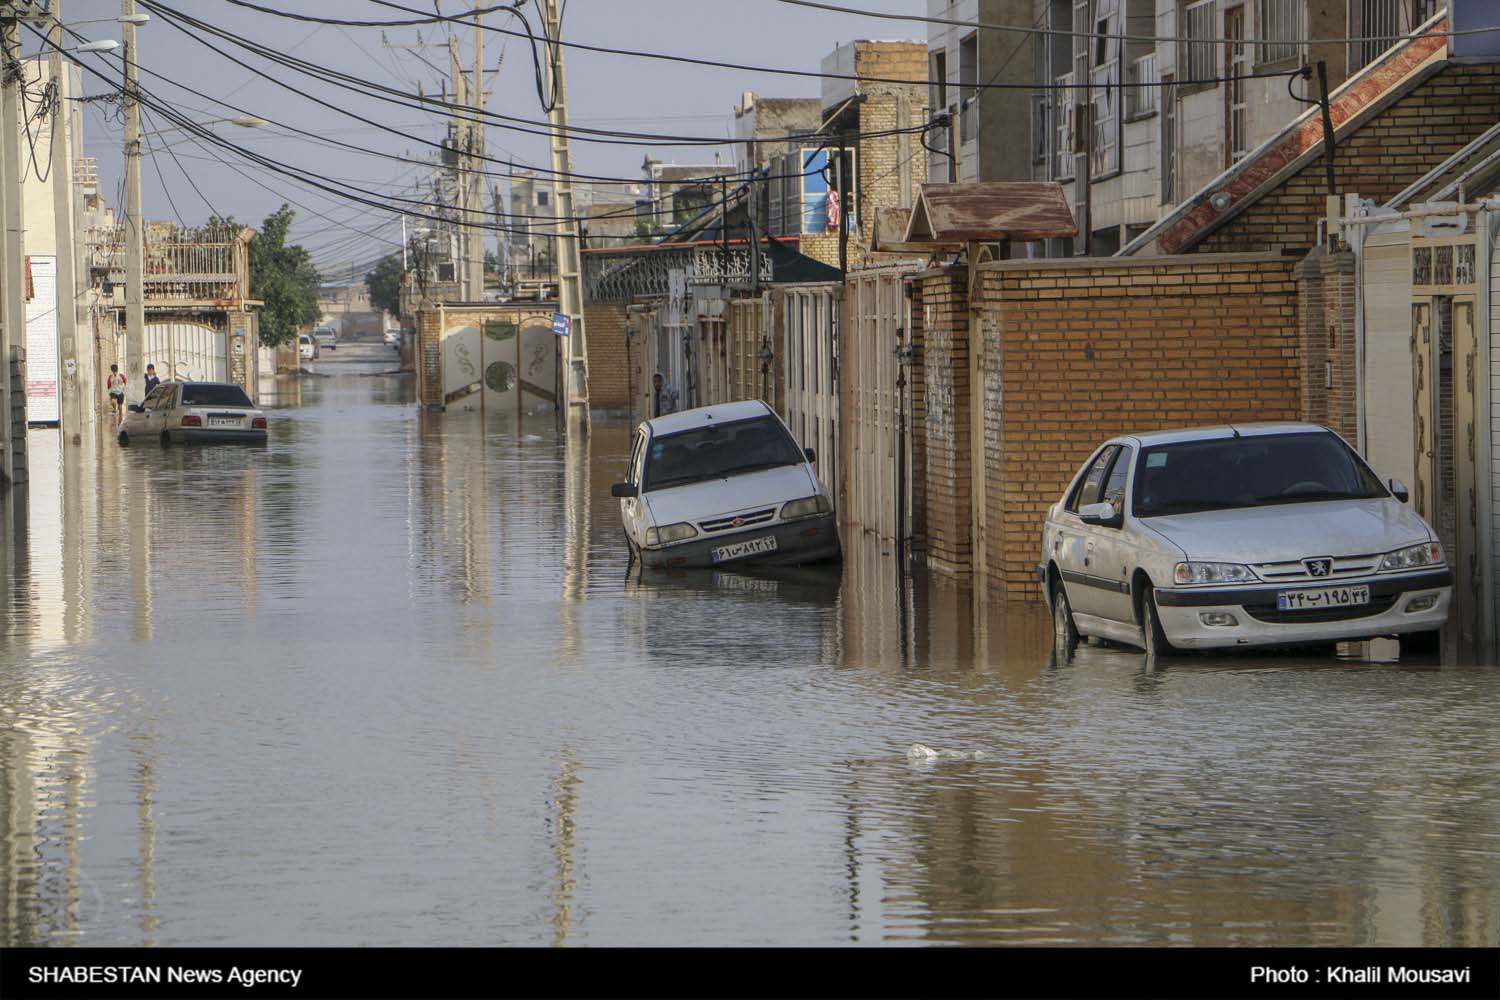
(902, 182), (1077, 244)
(870, 208), (960, 254)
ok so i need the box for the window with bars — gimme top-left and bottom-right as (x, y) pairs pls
(1257, 0), (1304, 64)
(1227, 6), (1248, 163)
(1054, 74), (1075, 180)
(1091, 0), (1121, 177)
(1349, 1), (1438, 72)
(1180, 0), (1217, 82)
(1126, 52), (1158, 118)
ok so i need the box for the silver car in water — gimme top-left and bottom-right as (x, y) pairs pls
(1038, 423), (1451, 656)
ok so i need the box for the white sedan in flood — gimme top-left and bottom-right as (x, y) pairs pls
(117, 381), (268, 447)
(613, 400), (841, 570)
(1039, 423), (1451, 656)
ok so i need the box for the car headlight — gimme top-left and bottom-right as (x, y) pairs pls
(646, 522), (697, 547)
(780, 495), (832, 520)
(1379, 541), (1443, 572)
(1172, 562), (1258, 585)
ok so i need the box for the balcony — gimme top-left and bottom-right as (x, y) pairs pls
(89, 223), (249, 306)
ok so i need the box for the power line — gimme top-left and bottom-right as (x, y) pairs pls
(770, 0), (1496, 46)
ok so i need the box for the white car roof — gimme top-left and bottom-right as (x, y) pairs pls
(644, 399), (774, 436)
(1118, 422), (1330, 448)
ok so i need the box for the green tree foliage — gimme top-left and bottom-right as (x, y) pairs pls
(365, 253), (405, 317)
(243, 205), (321, 348)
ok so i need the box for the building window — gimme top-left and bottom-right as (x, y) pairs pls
(1227, 6), (1248, 163)
(1032, 92), (1050, 164)
(1161, 74), (1176, 204)
(537, 190), (550, 207)
(1181, 0), (1217, 82)
(798, 147), (858, 235)
(1091, 0), (1120, 177)
(1054, 73), (1075, 180)
(1349, 0), (1438, 72)
(1257, 0), (1304, 64)
(1126, 52), (1158, 119)
(930, 49), (947, 119)
(958, 33), (978, 146)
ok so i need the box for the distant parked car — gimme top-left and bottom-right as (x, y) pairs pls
(299, 334), (318, 361)
(1040, 423), (1450, 656)
(117, 381), (268, 447)
(383, 328), (400, 349)
(313, 327), (338, 351)
(612, 400), (840, 570)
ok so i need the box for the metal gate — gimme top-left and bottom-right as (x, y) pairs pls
(144, 318), (227, 384)
(844, 268), (910, 543)
(781, 283), (840, 493)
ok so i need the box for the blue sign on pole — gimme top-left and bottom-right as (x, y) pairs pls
(552, 312), (571, 338)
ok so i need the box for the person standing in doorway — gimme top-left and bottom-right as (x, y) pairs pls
(651, 372), (679, 418)
(143, 363), (160, 396)
(106, 364), (127, 418)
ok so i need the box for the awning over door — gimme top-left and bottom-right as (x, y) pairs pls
(901, 182), (1077, 245)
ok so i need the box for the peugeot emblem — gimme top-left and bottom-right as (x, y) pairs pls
(1304, 557), (1333, 577)
(732, 517), (746, 527)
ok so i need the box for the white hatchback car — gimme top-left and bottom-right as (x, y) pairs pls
(118, 381), (268, 447)
(613, 400), (840, 570)
(1039, 423), (1451, 655)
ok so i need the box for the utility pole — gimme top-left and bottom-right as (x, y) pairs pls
(122, 0), (145, 395)
(540, 0), (588, 424)
(49, 1), (84, 448)
(0, 1), (28, 486)
(447, 34), (469, 299)
(467, 1), (484, 301)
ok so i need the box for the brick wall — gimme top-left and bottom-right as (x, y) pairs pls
(1293, 249), (1359, 443)
(979, 255), (1301, 597)
(1197, 64), (1500, 254)
(913, 267), (971, 577)
(416, 306), (442, 408)
(583, 303), (630, 409)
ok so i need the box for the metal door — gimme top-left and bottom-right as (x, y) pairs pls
(1412, 300), (1435, 522)
(1453, 297), (1480, 647)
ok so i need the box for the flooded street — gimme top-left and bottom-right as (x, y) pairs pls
(2, 345), (1497, 948)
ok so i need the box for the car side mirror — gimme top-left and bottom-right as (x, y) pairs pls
(611, 482), (638, 499)
(804, 447), (816, 463)
(127, 403), (144, 413)
(1388, 478), (1409, 504)
(1079, 501), (1122, 528)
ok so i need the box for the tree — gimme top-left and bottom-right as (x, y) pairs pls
(244, 205), (321, 348)
(365, 253), (405, 318)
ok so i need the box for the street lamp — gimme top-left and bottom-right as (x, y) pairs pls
(20, 38), (119, 57)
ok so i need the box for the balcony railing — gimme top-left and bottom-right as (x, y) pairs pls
(583, 241), (774, 303)
(88, 223), (246, 303)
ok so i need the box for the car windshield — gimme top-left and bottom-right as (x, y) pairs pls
(1133, 432), (1387, 517)
(181, 384), (254, 408)
(643, 415), (805, 492)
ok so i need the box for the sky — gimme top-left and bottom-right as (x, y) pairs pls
(54, 0), (927, 281)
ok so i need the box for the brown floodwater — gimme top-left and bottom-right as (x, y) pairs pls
(1, 345), (1496, 947)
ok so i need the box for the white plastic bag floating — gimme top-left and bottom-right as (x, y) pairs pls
(907, 743), (986, 762)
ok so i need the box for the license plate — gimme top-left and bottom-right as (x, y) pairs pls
(711, 535), (778, 564)
(1277, 584), (1370, 611)
(208, 417), (241, 428)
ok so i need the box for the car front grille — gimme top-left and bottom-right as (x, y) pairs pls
(1242, 595), (1398, 624)
(1251, 554), (1382, 583)
(699, 507), (776, 534)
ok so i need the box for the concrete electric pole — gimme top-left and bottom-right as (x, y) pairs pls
(539, 0), (588, 423)
(49, 0), (85, 449)
(467, 1), (484, 301)
(0, 1), (30, 486)
(122, 0), (144, 397)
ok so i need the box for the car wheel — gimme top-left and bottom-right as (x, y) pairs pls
(1141, 588), (1175, 659)
(117, 430), (129, 446)
(1052, 579), (1080, 649)
(159, 430), (171, 448)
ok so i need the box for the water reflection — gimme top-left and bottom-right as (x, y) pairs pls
(0, 353), (1495, 947)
